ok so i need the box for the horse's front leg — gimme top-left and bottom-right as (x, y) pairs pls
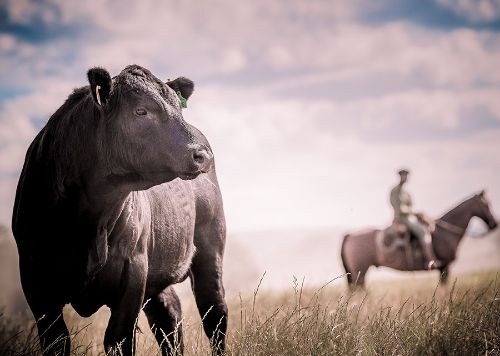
(104, 256), (147, 356)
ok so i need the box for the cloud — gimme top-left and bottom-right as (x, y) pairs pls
(2, 0), (57, 25)
(185, 84), (500, 230)
(255, 23), (500, 97)
(0, 0), (499, 233)
(265, 45), (295, 69)
(220, 48), (247, 74)
(434, 0), (500, 23)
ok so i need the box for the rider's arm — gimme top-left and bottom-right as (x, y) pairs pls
(400, 192), (412, 215)
(391, 186), (411, 218)
(400, 203), (411, 214)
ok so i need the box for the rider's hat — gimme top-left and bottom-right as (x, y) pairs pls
(398, 168), (410, 175)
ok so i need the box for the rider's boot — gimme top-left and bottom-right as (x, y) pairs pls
(420, 232), (443, 270)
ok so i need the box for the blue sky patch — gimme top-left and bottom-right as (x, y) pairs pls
(360, 0), (500, 30)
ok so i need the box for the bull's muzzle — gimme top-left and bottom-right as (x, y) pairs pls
(192, 145), (213, 173)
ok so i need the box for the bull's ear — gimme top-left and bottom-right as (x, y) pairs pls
(87, 67), (112, 106)
(167, 77), (194, 101)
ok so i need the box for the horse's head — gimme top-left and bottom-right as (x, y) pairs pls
(473, 190), (497, 231)
(87, 65), (212, 188)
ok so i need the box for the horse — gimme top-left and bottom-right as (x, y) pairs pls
(12, 65), (227, 355)
(341, 191), (497, 287)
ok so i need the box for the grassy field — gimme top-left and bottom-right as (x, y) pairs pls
(0, 270), (499, 355)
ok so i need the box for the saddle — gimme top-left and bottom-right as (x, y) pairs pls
(382, 223), (410, 249)
(389, 212), (435, 239)
(378, 213), (435, 269)
(377, 225), (419, 269)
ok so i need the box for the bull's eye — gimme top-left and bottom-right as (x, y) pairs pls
(135, 108), (147, 116)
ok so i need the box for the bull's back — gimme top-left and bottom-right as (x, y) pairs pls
(13, 130), (97, 300)
(12, 130), (47, 242)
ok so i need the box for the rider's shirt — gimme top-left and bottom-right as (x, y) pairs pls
(390, 184), (412, 222)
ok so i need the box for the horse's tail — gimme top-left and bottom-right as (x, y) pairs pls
(340, 234), (352, 285)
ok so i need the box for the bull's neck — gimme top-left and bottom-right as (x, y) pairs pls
(75, 172), (135, 223)
(76, 169), (164, 223)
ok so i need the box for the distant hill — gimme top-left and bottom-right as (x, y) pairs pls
(0, 225), (27, 314)
(218, 226), (500, 292)
(1, 224), (499, 312)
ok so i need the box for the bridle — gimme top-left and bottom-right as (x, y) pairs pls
(476, 195), (498, 231)
(436, 196), (497, 237)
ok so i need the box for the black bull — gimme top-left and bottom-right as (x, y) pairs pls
(12, 65), (227, 355)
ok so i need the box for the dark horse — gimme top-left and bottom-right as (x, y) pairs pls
(12, 65), (227, 355)
(341, 191), (497, 287)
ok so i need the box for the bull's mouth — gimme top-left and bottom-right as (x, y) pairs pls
(178, 171), (204, 180)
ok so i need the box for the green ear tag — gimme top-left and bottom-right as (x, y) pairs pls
(176, 91), (187, 108)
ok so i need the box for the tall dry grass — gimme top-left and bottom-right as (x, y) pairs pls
(0, 271), (498, 355)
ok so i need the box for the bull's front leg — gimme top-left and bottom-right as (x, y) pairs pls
(104, 256), (147, 356)
(190, 219), (228, 355)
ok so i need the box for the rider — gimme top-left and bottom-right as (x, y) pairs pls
(390, 169), (442, 269)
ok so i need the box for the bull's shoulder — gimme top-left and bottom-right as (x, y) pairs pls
(191, 170), (223, 221)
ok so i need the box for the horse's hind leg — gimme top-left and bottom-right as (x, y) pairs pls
(191, 220), (228, 354)
(143, 286), (183, 355)
(439, 265), (449, 284)
(343, 266), (357, 290)
(355, 269), (367, 288)
(350, 265), (369, 289)
(342, 264), (367, 290)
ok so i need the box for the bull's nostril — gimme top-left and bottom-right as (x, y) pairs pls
(191, 147), (213, 173)
(193, 151), (206, 164)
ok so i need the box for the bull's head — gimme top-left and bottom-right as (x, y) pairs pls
(87, 65), (213, 188)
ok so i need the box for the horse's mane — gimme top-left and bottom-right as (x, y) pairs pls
(439, 194), (478, 221)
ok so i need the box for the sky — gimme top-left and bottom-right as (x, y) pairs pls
(1, 0), (500, 234)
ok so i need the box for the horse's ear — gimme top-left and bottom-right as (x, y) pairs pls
(167, 77), (194, 102)
(479, 189), (486, 197)
(87, 67), (112, 107)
